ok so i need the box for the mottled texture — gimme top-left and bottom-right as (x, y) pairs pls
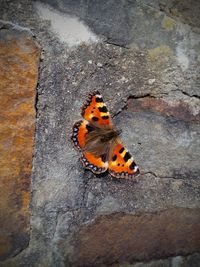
(0, 21), (40, 260)
(67, 209), (200, 266)
(127, 97), (200, 123)
(125, 97), (200, 178)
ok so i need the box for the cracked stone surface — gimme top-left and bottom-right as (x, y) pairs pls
(0, 0), (200, 266)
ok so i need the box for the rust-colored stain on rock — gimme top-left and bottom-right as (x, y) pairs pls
(70, 209), (200, 266)
(127, 97), (200, 123)
(0, 27), (40, 260)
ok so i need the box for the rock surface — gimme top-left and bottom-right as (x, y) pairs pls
(0, 21), (40, 260)
(0, 1), (200, 267)
(67, 209), (200, 266)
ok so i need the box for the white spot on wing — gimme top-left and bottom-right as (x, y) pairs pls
(134, 165), (138, 171)
(96, 94), (102, 98)
(83, 119), (89, 124)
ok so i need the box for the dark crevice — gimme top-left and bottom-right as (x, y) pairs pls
(104, 39), (128, 49)
(170, 89), (200, 100)
(34, 82), (39, 117)
(140, 171), (157, 177)
(140, 171), (186, 180)
(112, 104), (127, 119)
(32, 63), (42, 165)
(112, 93), (156, 118)
(180, 90), (200, 100)
(34, 49), (44, 121)
(127, 93), (156, 100)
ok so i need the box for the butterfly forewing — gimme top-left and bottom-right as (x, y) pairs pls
(81, 91), (113, 126)
(81, 152), (108, 174)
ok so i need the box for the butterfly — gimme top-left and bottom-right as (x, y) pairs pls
(71, 91), (140, 179)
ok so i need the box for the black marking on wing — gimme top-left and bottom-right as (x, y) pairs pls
(112, 154), (117, 161)
(81, 155), (107, 174)
(92, 116), (99, 121)
(102, 115), (109, 120)
(124, 152), (131, 162)
(109, 169), (140, 179)
(98, 106), (108, 113)
(71, 120), (82, 149)
(81, 91), (101, 117)
(119, 147), (125, 154)
(96, 97), (103, 103)
(129, 161), (137, 170)
(86, 124), (94, 132)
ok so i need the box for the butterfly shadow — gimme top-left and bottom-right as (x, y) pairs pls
(95, 171), (130, 185)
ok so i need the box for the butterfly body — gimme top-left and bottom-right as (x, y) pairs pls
(71, 91), (139, 179)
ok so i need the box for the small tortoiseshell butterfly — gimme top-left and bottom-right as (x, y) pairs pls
(71, 91), (140, 179)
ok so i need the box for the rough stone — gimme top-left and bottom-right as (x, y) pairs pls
(125, 96), (200, 178)
(127, 97), (200, 123)
(66, 209), (200, 266)
(38, 0), (200, 50)
(147, 0), (200, 28)
(0, 21), (40, 260)
(38, 0), (135, 46)
(0, 1), (200, 267)
(110, 253), (200, 267)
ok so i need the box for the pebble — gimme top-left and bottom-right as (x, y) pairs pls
(148, 78), (156, 85)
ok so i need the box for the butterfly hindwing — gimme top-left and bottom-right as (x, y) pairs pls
(71, 120), (108, 174)
(71, 120), (92, 149)
(81, 91), (112, 126)
(81, 152), (108, 174)
(108, 141), (139, 179)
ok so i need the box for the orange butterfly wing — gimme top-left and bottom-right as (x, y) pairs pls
(71, 120), (108, 174)
(108, 141), (139, 179)
(71, 120), (89, 149)
(81, 152), (108, 174)
(81, 91), (112, 126)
